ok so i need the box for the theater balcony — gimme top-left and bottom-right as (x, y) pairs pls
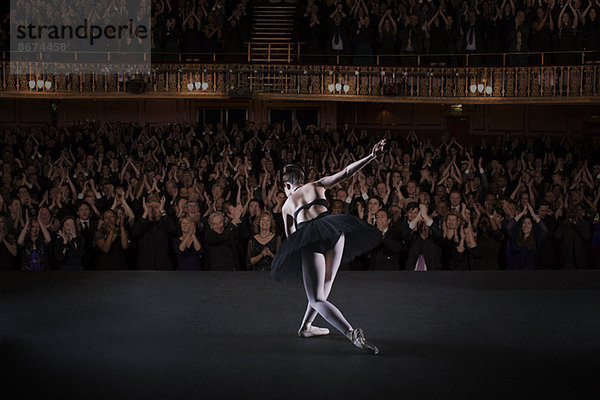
(2, 50), (600, 104)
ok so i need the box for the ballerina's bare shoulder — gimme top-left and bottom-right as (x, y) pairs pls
(282, 182), (328, 225)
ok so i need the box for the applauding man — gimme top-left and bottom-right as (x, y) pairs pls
(401, 204), (443, 271)
(133, 195), (177, 270)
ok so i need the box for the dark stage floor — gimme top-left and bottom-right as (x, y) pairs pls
(1, 271), (599, 400)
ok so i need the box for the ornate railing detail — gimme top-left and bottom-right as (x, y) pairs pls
(2, 61), (600, 101)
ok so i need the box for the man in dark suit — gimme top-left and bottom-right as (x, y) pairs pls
(204, 207), (246, 271)
(554, 204), (592, 269)
(461, 11), (485, 66)
(133, 195), (177, 270)
(369, 209), (403, 270)
(399, 14), (424, 65)
(400, 204), (443, 270)
(535, 202), (558, 269)
(76, 201), (97, 270)
(326, 12), (352, 64)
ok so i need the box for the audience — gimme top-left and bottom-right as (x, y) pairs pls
(298, 0), (600, 65)
(0, 119), (599, 272)
(3, 0), (599, 64)
(4, 0), (251, 60)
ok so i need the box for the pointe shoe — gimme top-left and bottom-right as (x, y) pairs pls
(345, 328), (379, 355)
(298, 323), (330, 338)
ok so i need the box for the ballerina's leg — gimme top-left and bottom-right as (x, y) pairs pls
(300, 233), (346, 328)
(300, 235), (352, 334)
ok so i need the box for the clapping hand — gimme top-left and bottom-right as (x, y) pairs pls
(142, 197), (149, 219)
(526, 203), (540, 222)
(228, 204), (243, 224)
(261, 247), (273, 258)
(159, 196), (166, 213)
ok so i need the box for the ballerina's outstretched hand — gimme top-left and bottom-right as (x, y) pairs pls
(371, 139), (387, 158)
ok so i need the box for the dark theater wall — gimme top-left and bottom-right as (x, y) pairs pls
(1, 99), (599, 139)
(337, 103), (600, 137)
(0, 99), (193, 125)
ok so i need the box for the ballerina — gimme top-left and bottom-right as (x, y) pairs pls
(271, 139), (386, 354)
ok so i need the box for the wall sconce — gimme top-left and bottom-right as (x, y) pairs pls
(188, 82), (209, 91)
(29, 79), (52, 90)
(470, 82), (493, 96)
(328, 83), (350, 94)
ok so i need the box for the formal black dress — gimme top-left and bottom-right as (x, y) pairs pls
(133, 216), (177, 270)
(247, 234), (279, 271)
(204, 223), (243, 271)
(271, 199), (382, 281)
(93, 228), (128, 270)
(55, 236), (86, 270)
(173, 236), (203, 270)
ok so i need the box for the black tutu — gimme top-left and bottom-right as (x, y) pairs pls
(271, 212), (382, 281)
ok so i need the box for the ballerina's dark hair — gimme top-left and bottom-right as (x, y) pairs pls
(282, 164), (305, 186)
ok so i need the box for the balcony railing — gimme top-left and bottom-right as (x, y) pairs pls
(2, 60), (600, 102)
(4, 49), (600, 66)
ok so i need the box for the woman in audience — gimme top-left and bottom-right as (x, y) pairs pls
(247, 210), (280, 271)
(94, 209), (130, 270)
(55, 216), (86, 270)
(17, 211), (52, 271)
(469, 214), (504, 270)
(505, 203), (548, 270)
(173, 216), (203, 270)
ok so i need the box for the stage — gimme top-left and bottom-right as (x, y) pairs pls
(1, 271), (599, 399)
